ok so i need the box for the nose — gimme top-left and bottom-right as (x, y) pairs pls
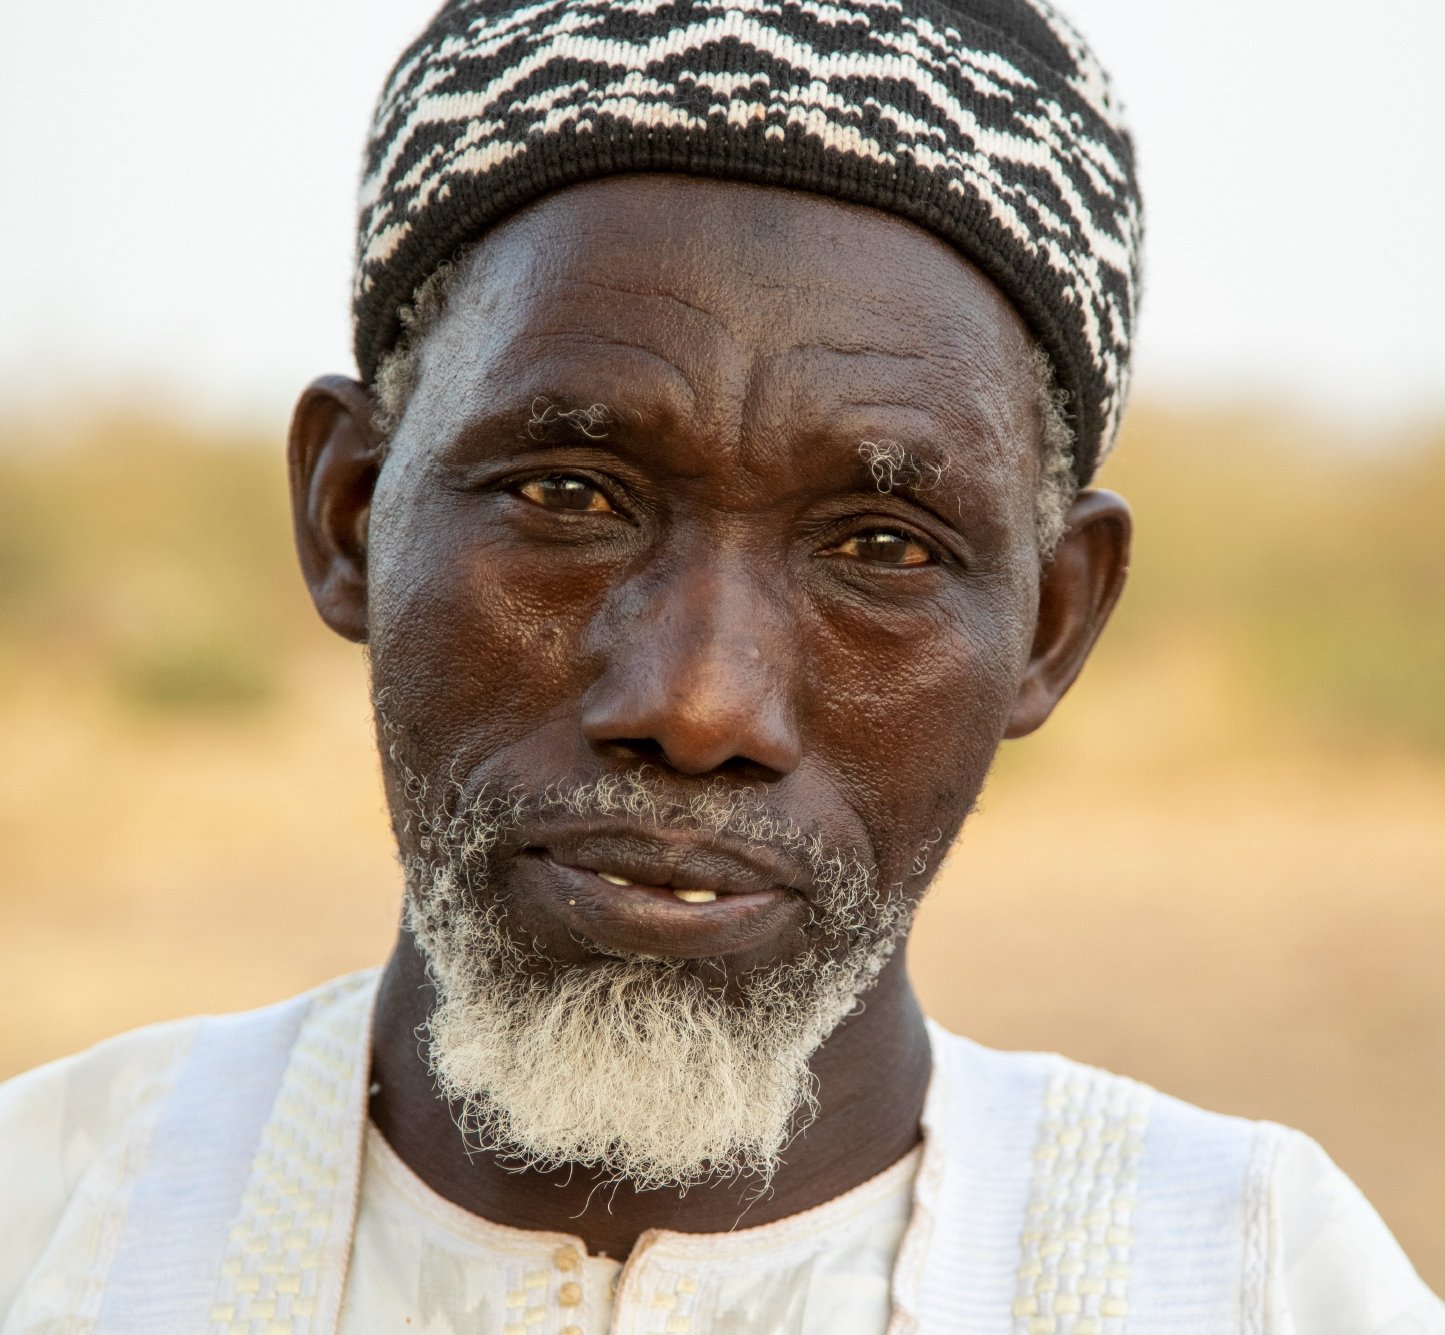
(580, 551), (803, 781)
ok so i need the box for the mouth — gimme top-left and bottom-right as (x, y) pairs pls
(542, 828), (801, 897)
(593, 872), (721, 905)
(518, 827), (810, 958)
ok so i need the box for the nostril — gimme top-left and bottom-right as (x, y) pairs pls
(588, 735), (785, 785)
(593, 737), (669, 767)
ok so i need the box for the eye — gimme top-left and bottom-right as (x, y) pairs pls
(829, 528), (935, 567)
(516, 474), (614, 514)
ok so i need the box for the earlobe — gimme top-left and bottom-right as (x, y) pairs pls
(287, 375), (383, 643)
(1004, 488), (1132, 739)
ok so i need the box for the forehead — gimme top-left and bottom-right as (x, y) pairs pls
(403, 175), (1039, 483)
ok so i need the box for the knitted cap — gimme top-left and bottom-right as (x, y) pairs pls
(355, 0), (1142, 481)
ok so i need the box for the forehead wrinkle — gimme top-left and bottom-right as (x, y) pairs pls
(866, 365), (1033, 483)
(773, 336), (934, 363)
(518, 330), (699, 417)
(437, 226), (735, 361)
(542, 274), (744, 371)
(519, 283), (747, 440)
(408, 341), (693, 465)
(573, 278), (738, 335)
(746, 341), (1031, 477)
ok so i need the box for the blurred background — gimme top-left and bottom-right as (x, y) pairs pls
(2, 0), (1442, 1293)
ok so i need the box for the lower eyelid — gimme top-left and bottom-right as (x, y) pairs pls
(820, 545), (935, 570)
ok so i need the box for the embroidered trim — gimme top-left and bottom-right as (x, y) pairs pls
(12, 1028), (197, 1332)
(1239, 1122), (1284, 1335)
(886, 1022), (950, 1335)
(208, 976), (372, 1335)
(1012, 1063), (1152, 1335)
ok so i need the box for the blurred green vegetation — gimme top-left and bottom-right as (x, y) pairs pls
(1097, 407), (1445, 752)
(0, 413), (313, 715)
(0, 406), (1442, 749)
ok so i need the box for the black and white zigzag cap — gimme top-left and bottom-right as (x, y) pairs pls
(355, 0), (1142, 481)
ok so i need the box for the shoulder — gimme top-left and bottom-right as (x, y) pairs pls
(921, 1026), (1442, 1331)
(0, 972), (377, 1324)
(0, 1014), (199, 1312)
(1267, 1126), (1444, 1331)
(928, 1024), (1267, 1249)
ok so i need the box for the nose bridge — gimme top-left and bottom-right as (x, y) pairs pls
(581, 539), (802, 779)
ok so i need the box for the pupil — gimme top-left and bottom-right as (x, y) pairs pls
(550, 477), (592, 509)
(864, 532), (904, 561)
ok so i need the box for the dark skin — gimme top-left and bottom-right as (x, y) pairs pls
(288, 175), (1130, 1258)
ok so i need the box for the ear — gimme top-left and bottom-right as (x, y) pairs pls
(287, 375), (383, 643)
(1004, 488), (1132, 738)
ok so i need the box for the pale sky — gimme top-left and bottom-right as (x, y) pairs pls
(1, 1), (1441, 430)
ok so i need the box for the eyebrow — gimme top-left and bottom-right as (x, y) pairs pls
(857, 439), (950, 495)
(525, 396), (615, 441)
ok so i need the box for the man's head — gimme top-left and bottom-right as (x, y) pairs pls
(288, 0), (1139, 1189)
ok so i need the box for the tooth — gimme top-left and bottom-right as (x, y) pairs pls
(673, 889), (717, 904)
(597, 872), (632, 887)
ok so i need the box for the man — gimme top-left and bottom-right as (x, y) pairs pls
(2, 0), (1440, 1330)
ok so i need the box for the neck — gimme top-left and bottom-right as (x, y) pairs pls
(368, 929), (931, 1258)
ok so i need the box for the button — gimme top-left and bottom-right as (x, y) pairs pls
(559, 1281), (582, 1307)
(554, 1246), (581, 1272)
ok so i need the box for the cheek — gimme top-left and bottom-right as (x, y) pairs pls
(806, 572), (1038, 874)
(365, 492), (611, 773)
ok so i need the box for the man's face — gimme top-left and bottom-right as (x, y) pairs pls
(288, 173), (1128, 1185)
(367, 174), (1047, 979)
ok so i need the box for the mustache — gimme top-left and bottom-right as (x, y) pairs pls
(412, 768), (845, 856)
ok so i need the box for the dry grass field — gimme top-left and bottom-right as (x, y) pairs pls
(1, 404), (1442, 1291)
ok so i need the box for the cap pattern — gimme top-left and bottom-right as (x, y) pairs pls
(355, 0), (1142, 480)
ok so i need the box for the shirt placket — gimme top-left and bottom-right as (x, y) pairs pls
(500, 1242), (613, 1335)
(608, 1239), (702, 1335)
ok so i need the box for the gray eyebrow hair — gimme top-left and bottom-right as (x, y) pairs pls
(857, 439), (949, 494)
(526, 396), (613, 440)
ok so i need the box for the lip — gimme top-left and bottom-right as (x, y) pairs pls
(537, 826), (809, 898)
(519, 825), (809, 959)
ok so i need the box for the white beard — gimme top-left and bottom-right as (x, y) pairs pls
(399, 772), (911, 1192)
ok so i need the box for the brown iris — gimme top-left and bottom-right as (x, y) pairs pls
(518, 475), (614, 513)
(832, 529), (933, 567)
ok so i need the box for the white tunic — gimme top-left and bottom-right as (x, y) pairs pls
(0, 972), (1440, 1334)
(342, 1124), (919, 1333)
